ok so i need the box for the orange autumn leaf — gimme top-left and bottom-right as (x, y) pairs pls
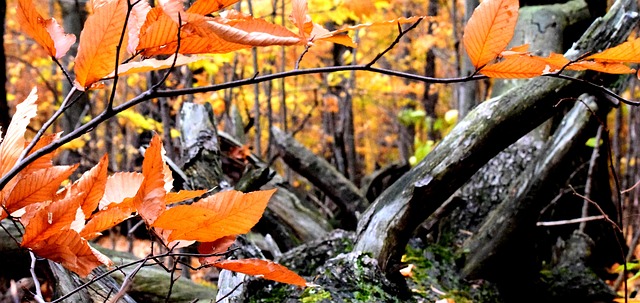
(99, 172), (144, 210)
(214, 259), (307, 286)
(480, 55), (548, 78)
(74, 0), (128, 90)
(586, 37), (640, 64)
(158, 0), (185, 24)
(70, 154), (109, 219)
(21, 194), (80, 247)
(311, 16), (426, 48)
(204, 11), (301, 47)
(290, 0), (313, 39)
(2, 165), (77, 219)
(133, 134), (166, 225)
(152, 189), (276, 242)
(187, 0), (239, 15)
(16, 0), (75, 59)
(22, 133), (61, 174)
(198, 235), (236, 265)
(570, 60), (635, 74)
(137, 7), (180, 55)
(539, 52), (635, 74)
(30, 229), (111, 277)
(80, 205), (133, 240)
(0, 87), (38, 178)
(165, 189), (207, 205)
(108, 55), (206, 77)
(463, 0), (519, 69)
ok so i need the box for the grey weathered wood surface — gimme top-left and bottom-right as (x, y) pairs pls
(354, 0), (639, 275)
(272, 126), (368, 229)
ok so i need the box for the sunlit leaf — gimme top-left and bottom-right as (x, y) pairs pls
(22, 133), (61, 174)
(127, 0), (152, 54)
(108, 55), (206, 77)
(479, 55), (547, 78)
(0, 87), (38, 177)
(74, 0), (128, 90)
(463, 0), (519, 69)
(214, 259), (307, 286)
(2, 165), (77, 219)
(80, 205), (133, 240)
(165, 189), (207, 205)
(29, 229), (111, 277)
(205, 12), (301, 47)
(70, 154), (109, 219)
(187, 0), (240, 15)
(21, 194), (80, 247)
(99, 172), (144, 210)
(586, 37), (640, 64)
(16, 0), (75, 58)
(152, 189), (276, 242)
(133, 134), (166, 225)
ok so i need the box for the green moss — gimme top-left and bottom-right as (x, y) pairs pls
(300, 288), (332, 303)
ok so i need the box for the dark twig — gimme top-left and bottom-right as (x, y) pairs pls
(295, 44), (311, 70)
(366, 18), (424, 68)
(215, 282), (244, 303)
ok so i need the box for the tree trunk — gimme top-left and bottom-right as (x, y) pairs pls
(354, 0), (638, 279)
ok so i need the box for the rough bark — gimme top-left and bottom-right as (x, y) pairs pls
(354, 0), (639, 277)
(272, 126), (369, 229)
(178, 102), (224, 190)
(460, 95), (607, 293)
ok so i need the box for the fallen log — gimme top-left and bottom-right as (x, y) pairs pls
(272, 126), (369, 230)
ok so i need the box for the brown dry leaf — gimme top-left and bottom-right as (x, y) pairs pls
(198, 235), (236, 265)
(187, 0), (239, 15)
(152, 189), (276, 242)
(74, 0), (128, 90)
(16, 0), (75, 58)
(463, 0), (519, 69)
(290, 0), (313, 39)
(159, 0), (185, 24)
(214, 259), (307, 286)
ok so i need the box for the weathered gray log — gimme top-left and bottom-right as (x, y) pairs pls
(100, 248), (216, 303)
(178, 102), (224, 190)
(436, 0), (590, 246)
(354, 0), (638, 276)
(272, 126), (369, 229)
